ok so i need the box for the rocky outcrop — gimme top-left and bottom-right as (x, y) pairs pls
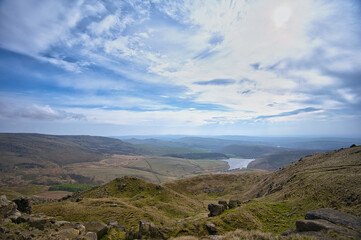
(0, 195), (18, 220)
(208, 199), (248, 216)
(137, 220), (171, 239)
(284, 208), (361, 239)
(305, 208), (361, 231)
(0, 195), (125, 240)
(13, 197), (32, 214)
(208, 203), (225, 217)
(218, 200), (228, 210)
(84, 222), (109, 239)
(228, 199), (241, 209)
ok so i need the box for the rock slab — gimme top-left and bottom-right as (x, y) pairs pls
(305, 208), (361, 231)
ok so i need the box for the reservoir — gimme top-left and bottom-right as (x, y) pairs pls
(222, 158), (255, 170)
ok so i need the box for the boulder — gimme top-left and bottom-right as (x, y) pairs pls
(13, 198), (32, 214)
(208, 204), (224, 217)
(55, 228), (80, 239)
(84, 222), (108, 239)
(305, 208), (361, 231)
(204, 222), (217, 235)
(218, 200), (228, 210)
(83, 232), (97, 240)
(0, 195), (18, 220)
(296, 219), (360, 237)
(228, 199), (241, 209)
(296, 219), (347, 232)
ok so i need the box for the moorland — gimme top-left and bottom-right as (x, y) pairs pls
(0, 133), (360, 239)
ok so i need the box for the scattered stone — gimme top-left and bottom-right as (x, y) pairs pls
(84, 222), (108, 239)
(208, 204), (225, 217)
(204, 222), (217, 235)
(305, 208), (361, 231)
(75, 198), (83, 202)
(110, 204), (118, 207)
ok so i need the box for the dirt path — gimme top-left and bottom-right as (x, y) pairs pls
(144, 158), (161, 183)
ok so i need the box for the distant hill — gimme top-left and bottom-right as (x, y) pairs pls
(0, 133), (140, 168)
(217, 144), (287, 158)
(123, 136), (361, 151)
(0, 133), (229, 187)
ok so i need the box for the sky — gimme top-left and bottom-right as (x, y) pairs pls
(0, 0), (360, 137)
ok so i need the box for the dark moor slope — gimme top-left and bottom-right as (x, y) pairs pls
(0, 133), (140, 167)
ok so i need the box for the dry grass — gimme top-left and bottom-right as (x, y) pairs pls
(171, 229), (317, 240)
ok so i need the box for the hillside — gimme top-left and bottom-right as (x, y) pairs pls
(248, 149), (325, 171)
(0, 133), (229, 190)
(0, 133), (140, 168)
(32, 145), (361, 239)
(217, 144), (287, 158)
(35, 176), (205, 229)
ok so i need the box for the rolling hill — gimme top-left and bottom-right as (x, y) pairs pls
(32, 145), (361, 239)
(0, 133), (229, 190)
(0, 133), (140, 168)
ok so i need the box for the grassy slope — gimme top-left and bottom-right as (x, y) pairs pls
(35, 177), (205, 228)
(248, 149), (325, 171)
(33, 146), (361, 238)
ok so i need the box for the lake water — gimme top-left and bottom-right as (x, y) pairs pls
(222, 158), (255, 170)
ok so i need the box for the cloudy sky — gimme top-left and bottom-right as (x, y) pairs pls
(0, 0), (360, 136)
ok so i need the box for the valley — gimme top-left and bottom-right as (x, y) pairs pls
(0, 134), (360, 239)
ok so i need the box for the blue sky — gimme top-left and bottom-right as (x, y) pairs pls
(0, 0), (360, 136)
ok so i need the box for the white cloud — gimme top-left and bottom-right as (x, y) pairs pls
(1, 0), (360, 133)
(0, 102), (84, 121)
